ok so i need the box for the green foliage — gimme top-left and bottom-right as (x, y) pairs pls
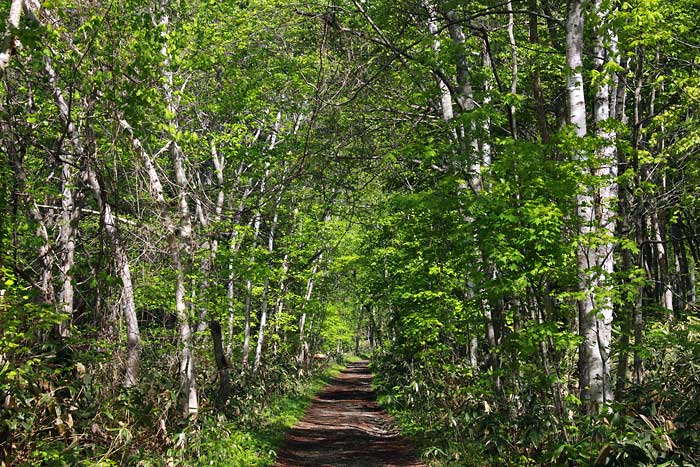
(0, 270), (78, 466)
(168, 360), (345, 467)
(1, 0), (700, 465)
(375, 344), (699, 466)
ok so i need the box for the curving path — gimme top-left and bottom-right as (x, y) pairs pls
(274, 360), (426, 467)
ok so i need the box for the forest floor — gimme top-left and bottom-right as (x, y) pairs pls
(274, 360), (425, 467)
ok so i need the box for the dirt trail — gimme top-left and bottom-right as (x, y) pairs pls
(274, 360), (426, 467)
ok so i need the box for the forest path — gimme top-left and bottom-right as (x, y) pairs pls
(274, 360), (425, 467)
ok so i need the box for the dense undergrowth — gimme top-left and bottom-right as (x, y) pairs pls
(373, 318), (700, 467)
(0, 297), (347, 467)
(173, 359), (346, 467)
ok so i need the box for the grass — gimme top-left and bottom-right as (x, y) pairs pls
(185, 359), (348, 467)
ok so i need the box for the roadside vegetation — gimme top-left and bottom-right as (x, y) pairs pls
(2, 0), (700, 466)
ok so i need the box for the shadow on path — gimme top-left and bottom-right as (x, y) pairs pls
(275, 361), (425, 467)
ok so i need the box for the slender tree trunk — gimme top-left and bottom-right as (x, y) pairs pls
(689, 257), (697, 305)
(84, 161), (141, 387)
(209, 319), (231, 410)
(225, 198), (248, 360)
(194, 143), (227, 335)
(119, 80), (196, 416)
(614, 209), (634, 398)
(251, 115), (283, 372)
(442, 7), (475, 116)
(592, 0), (617, 405)
(242, 205), (263, 369)
(9, 145), (55, 305)
(528, 0), (549, 142)
(160, 14), (197, 417)
(0, 0), (23, 70)
(483, 293), (501, 395)
(631, 45), (646, 387)
(651, 208), (673, 315)
(43, 56), (82, 339)
(271, 206), (298, 357)
(253, 196), (281, 373)
(506, 0), (518, 138)
(298, 259), (320, 365)
(672, 221), (689, 315)
(480, 41), (493, 172)
(195, 142), (232, 402)
(566, 0), (587, 137)
(354, 304), (363, 354)
(422, 0), (453, 122)
(442, 4), (481, 174)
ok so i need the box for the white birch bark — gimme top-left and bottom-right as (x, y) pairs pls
(9, 146), (55, 305)
(271, 249), (290, 357)
(592, 0), (617, 407)
(244, 113), (281, 369)
(225, 218), (245, 360)
(84, 162), (141, 386)
(569, 0), (616, 409)
(480, 42), (493, 174)
(252, 114), (289, 370)
(271, 206), (299, 356)
(651, 210), (673, 313)
(160, 14), (197, 416)
(253, 194), (282, 372)
(506, 0), (518, 138)
(566, 0), (587, 137)
(646, 59), (673, 315)
(242, 186), (264, 369)
(298, 258), (320, 365)
(119, 118), (195, 408)
(194, 142), (226, 335)
(441, 5), (482, 188)
(117, 12), (196, 414)
(422, 0), (453, 121)
(443, 9), (475, 115)
(225, 165), (253, 359)
(0, 0), (23, 70)
(43, 54), (82, 338)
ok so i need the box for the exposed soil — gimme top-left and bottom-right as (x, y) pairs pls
(274, 360), (426, 467)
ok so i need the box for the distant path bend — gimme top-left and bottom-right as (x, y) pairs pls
(275, 360), (425, 467)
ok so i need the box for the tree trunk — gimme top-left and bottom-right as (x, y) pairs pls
(298, 259), (320, 365)
(209, 319), (231, 410)
(506, 0), (518, 138)
(84, 162), (141, 387)
(672, 220), (689, 315)
(566, 0), (587, 137)
(651, 204), (673, 316)
(354, 304), (363, 354)
(592, 0), (617, 405)
(160, 14), (197, 417)
(483, 296), (501, 396)
(422, 0), (453, 122)
(225, 199), (247, 360)
(43, 55), (82, 339)
(0, 0), (23, 70)
(631, 45), (645, 387)
(8, 145), (55, 306)
(242, 212), (262, 369)
(119, 36), (196, 414)
(528, 0), (549, 142)
(568, 0), (615, 410)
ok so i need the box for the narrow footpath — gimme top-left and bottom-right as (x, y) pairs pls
(275, 360), (426, 467)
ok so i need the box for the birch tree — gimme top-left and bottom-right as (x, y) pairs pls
(567, 0), (616, 410)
